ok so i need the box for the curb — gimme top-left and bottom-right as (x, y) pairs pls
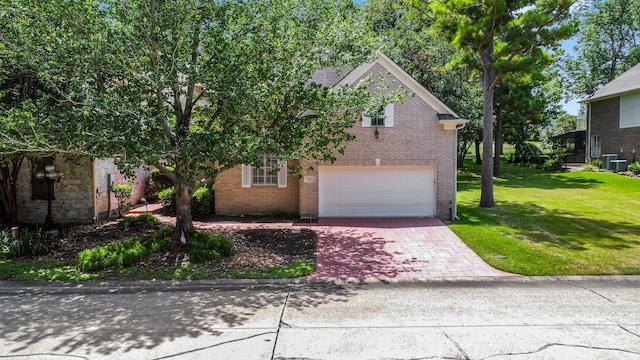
(1, 275), (639, 295)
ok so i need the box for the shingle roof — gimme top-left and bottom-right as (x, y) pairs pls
(582, 62), (640, 103)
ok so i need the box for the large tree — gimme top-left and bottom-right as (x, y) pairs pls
(8, 0), (376, 240)
(363, 0), (483, 167)
(0, 5), (88, 228)
(427, 0), (576, 207)
(563, 0), (640, 97)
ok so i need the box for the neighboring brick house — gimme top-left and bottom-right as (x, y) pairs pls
(15, 157), (148, 224)
(582, 62), (640, 165)
(215, 52), (468, 220)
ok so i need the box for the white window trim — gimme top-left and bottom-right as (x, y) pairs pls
(620, 93), (640, 129)
(241, 158), (287, 188)
(362, 103), (394, 128)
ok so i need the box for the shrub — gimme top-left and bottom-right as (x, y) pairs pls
(192, 187), (212, 218)
(146, 167), (174, 200)
(76, 236), (151, 272)
(514, 142), (543, 164)
(187, 230), (234, 263)
(159, 186), (213, 217)
(583, 163), (599, 171)
(112, 184), (134, 216)
(118, 214), (159, 230)
(591, 159), (603, 168)
(158, 187), (176, 215)
(269, 209), (288, 219)
(542, 158), (563, 172)
(0, 228), (58, 258)
(628, 161), (640, 174)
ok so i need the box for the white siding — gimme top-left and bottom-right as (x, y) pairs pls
(619, 92), (640, 128)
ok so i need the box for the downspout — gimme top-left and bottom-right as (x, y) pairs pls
(587, 102), (592, 162)
(452, 123), (466, 221)
(93, 161), (98, 222)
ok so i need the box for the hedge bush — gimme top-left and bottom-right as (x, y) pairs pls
(188, 230), (234, 263)
(76, 236), (150, 271)
(192, 187), (212, 218)
(158, 187), (176, 215)
(158, 186), (213, 218)
(112, 184), (133, 216)
(146, 167), (174, 201)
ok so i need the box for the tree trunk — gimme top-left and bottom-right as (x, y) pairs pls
(480, 65), (496, 208)
(0, 161), (21, 228)
(475, 140), (482, 164)
(493, 110), (503, 178)
(172, 181), (194, 242)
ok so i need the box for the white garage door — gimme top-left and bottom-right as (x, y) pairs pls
(318, 166), (436, 217)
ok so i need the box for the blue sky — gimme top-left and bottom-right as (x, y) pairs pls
(559, 38), (582, 116)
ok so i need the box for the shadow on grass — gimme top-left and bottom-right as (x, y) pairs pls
(0, 281), (364, 358)
(462, 201), (640, 252)
(458, 164), (604, 192)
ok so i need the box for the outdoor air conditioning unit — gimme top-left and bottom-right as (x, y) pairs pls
(601, 154), (618, 170)
(610, 160), (627, 172)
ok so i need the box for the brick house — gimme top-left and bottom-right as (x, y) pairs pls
(215, 52), (468, 220)
(582, 62), (640, 166)
(14, 157), (148, 224)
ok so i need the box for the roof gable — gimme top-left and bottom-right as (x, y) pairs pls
(336, 51), (460, 118)
(583, 62), (640, 103)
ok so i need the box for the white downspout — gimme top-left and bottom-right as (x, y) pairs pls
(92, 161), (98, 222)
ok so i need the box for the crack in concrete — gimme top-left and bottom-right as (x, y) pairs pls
(442, 331), (470, 360)
(149, 331), (277, 360)
(563, 280), (615, 303)
(0, 353), (89, 359)
(620, 325), (640, 338)
(480, 343), (640, 359)
(271, 284), (293, 360)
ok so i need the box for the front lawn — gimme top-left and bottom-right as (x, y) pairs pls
(450, 163), (640, 275)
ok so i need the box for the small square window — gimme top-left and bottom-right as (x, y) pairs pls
(371, 105), (385, 126)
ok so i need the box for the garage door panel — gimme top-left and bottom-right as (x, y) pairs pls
(318, 166), (435, 217)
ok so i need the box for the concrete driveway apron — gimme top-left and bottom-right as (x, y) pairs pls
(305, 218), (516, 279)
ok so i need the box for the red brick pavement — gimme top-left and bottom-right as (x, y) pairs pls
(152, 214), (516, 280)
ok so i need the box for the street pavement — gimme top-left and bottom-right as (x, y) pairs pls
(1, 276), (639, 360)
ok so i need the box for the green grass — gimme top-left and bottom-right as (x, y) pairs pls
(227, 260), (316, 279)
(450, 162), (640, 275)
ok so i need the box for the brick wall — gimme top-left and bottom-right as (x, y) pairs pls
(299, 63), (458, 219)
(17, 158), (94, 224)
(215, 163), (300, 215)
(95, 159), (150, 220)
(16, 157), (150, 224)
(591, 97), (640, 161)
(215, 63), (459, 220)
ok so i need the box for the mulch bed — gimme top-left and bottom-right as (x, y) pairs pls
(50, 217), (316, 278)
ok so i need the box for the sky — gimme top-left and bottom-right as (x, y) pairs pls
(559, 38), (582, 116)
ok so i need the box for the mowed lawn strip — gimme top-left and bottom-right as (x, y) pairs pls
(450, 163), (640, 275)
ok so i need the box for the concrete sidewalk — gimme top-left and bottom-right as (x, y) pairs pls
(1, 278), (638, 359)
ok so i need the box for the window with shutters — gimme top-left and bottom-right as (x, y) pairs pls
(241, 156), (287, 188)
(362, 103), (394, 128)
(252, 155), (279, 185)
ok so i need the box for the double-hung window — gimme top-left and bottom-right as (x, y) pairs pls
(362, 103), (394, 127)
(252, 155), (279, 185)
(241, 155), (287, 188)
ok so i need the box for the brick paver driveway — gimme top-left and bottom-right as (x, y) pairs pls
(154, 213), (516, 279)
(305, 218), (516, 279)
